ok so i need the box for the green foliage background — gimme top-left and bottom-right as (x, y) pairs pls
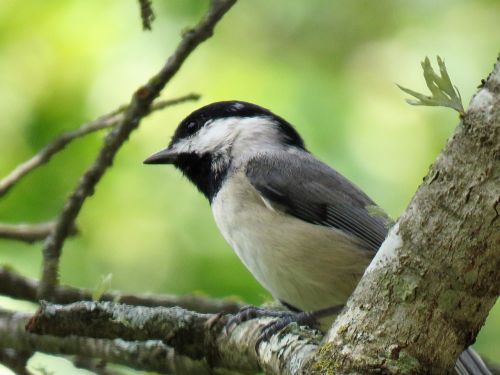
(0, 0), (498, 372)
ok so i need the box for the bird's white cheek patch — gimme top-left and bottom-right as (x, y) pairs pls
(190, 118), (239, 154)
(182, 116), (279, 155)
(170, 139), (192, 154)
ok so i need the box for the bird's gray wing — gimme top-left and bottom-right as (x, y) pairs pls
(245, 151), (389, 252)
(455, 347), (492, 375)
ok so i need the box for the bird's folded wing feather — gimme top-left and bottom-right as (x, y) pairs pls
(245, 151), (389, 252)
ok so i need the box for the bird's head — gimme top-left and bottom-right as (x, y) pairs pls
(144, 100), (305, 200)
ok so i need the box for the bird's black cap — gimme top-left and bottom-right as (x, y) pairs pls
(170, 101), (305, 149)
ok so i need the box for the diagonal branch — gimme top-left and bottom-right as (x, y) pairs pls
(38, 0), (237, 300)
(308, 56), (500, 373)
(0, 266), (243, 314)
(137, 0), (156, 30)
(0, 221), (77, 244)
(0, 94), (199, 198)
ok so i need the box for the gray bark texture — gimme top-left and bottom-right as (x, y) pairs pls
(308, 56), (500, 374)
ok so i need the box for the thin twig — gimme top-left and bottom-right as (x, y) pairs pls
(0, 94), (199, 198)
(38, 0), (236, 300)
(0, 266), (243, 314)
(138, 0), (155, 30)
(0, 221), (77, 244)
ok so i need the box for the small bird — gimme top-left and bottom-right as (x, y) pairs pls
(144, 101), (490, 374)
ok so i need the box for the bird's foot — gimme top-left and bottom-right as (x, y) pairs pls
(255, 310), (320, 349)
(226, 304), (343, 352)
(226, 305), (295, 332)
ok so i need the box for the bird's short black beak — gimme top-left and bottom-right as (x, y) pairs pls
(143, 148), (178, 165)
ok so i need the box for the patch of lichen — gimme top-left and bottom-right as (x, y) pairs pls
(306, 342), (336, 375)
(308, 342), (421, 374)
(383, 350), (421, 374)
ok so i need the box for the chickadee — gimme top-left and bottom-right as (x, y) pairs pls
(145, 101), (490, 374)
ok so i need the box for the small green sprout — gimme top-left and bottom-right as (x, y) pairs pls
(92, 273), (113, 301)
(398, 56), (464, 116)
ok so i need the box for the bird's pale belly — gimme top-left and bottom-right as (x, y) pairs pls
(211, 171), (373, 312)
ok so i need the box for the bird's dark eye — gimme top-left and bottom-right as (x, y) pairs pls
(187, 121), (196, 130)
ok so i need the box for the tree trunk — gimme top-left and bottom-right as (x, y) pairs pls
(308, 56), (500, 374)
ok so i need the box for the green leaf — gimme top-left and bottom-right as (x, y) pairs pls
(398, 56), (464, 115)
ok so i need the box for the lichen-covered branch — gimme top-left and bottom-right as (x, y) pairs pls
(0, 308), (209, 374)
(26, 301), (211, 344)
(308, 56), (500, 373)
(0, 221), (77, 243)
(0, 266), (243, 314)
(38, 0), (237, 300)
(0, 94), (198, 198)
(2, 302), (319, 374)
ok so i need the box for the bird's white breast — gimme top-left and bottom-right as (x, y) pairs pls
(211, 170), (373, 312)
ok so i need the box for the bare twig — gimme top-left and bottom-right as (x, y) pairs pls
(138, 0), (155, 30)
(0, 94), (199, 198)
(0, 266), (243, 314)
(0, 309), (209, 374)
(0, 221), (77, 244)
(38, 0), (236, 300)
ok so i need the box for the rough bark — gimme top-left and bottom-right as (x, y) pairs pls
(308, 56), (500, 374)
(2, 303), (319, 374)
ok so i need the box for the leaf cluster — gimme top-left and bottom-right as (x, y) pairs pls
(398, 56), (464, 115)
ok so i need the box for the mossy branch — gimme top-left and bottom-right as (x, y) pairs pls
(398, 56), (465, 115)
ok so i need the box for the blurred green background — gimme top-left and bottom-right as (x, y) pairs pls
(0, 0), (498, 373)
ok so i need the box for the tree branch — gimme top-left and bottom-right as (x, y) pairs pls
(0, 266), (243, 314)
(0, 94), (199, 198)
(308, 56), (500, 373)
(0, 221), (77, 244)
(0, 308), (209, 374)
(137, 0), (156, 30)
(38, 0), (237, 300)
(21, 301), (319, 375)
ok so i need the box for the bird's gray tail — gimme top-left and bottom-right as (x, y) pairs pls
(455, 347), (492, 375)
